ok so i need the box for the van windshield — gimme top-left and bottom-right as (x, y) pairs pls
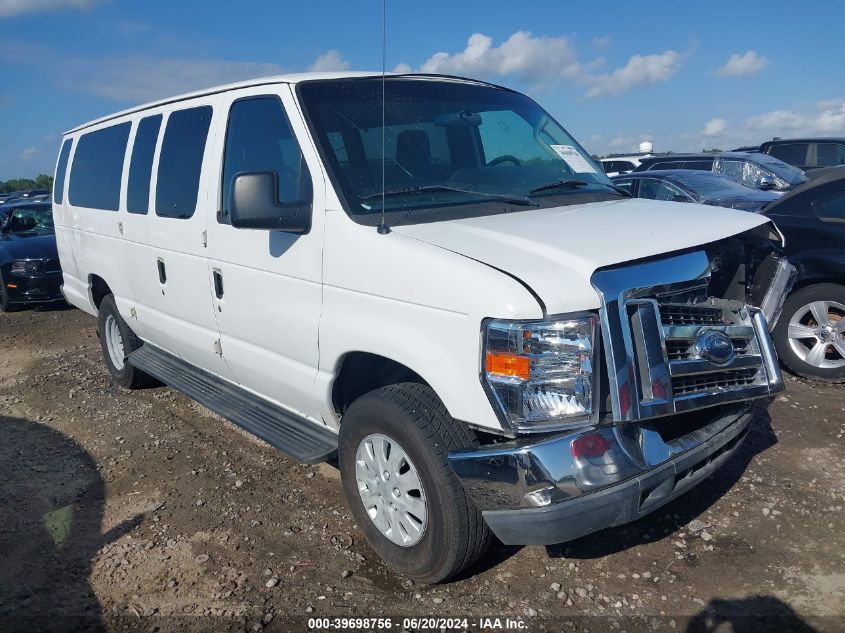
(297, 77), (617, 224)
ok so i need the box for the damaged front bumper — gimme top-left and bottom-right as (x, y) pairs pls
(448, 404), (755, 545)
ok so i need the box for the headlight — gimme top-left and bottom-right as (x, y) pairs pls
(482, 315), (598, 432)
(10, 259), (43, 274)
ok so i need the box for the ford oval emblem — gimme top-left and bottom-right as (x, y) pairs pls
(694, 330), (735, 365)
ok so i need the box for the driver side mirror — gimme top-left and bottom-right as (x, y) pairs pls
(757, 175), (776, 190)
(672, 195), (690, 203)
(228, 172), (311, 234)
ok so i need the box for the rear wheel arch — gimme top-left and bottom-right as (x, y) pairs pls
(88, 274), (113, 312)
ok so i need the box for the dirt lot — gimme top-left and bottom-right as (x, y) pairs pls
(0, 306), (843, 633)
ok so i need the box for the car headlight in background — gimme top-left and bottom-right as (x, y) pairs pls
(482, 315), (597, 432)
(10, 259), (43, 275)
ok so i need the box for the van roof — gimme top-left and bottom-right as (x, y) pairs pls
(64, 72), (504, 135)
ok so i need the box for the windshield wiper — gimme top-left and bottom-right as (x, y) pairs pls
(529, 179), (631, 198)
(360, 185), (537, 207)
(529, 179), (589, 194)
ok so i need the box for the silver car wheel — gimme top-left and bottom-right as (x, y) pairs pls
(104, 314), (125, 371)
(355, 433), (428, 547)
(787, 300), (845, 369)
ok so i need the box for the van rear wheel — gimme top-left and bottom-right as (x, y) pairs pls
(338, 383), (491, 583)
(97, 294), (155, 389)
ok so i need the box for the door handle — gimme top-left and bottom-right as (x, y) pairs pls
(213, 269), (224, 299)
(157, 258), (166, 284)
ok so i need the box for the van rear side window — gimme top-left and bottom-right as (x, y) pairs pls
(127, 115), (162, 214)
(156, 106), (212, 219)
(53, 138), (73, 204)
(68, 122), (131, 211)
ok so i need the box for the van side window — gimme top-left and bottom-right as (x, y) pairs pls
(127, 114), (162, 214)
(156, 106), (212, 219)
(221, 96), (312, 221)
(68, 122), (131, 211)
(53, 138), (73, 204)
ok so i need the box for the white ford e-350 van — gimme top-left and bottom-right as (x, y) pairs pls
(54, 72), (795, 582)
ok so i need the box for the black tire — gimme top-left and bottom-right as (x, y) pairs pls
(0, 273), (17, 313)
(773, 283), (845, 383)
(338, 383), (491, 583)
(97, 294), (155, 389)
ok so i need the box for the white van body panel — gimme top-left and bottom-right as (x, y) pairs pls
(317, 209), (543, 430)
(57, 119), (133, 320)
(204, 85), (326, 423)
(121, 96), (236, 380)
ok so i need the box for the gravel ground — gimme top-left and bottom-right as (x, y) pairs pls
(0, 306), (843, 633)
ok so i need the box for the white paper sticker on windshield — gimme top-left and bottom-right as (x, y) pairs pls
(550, 145), (597, 173)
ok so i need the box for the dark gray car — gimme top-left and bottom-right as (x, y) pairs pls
(612, 170), (781, 212)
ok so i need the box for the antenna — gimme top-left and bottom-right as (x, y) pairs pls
(377, 0), (390, 234)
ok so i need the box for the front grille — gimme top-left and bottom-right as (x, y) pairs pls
(43, 258), (61, 273)
(672, 368), (760, 397)
(660, 304), (724, 326)
(591, 248), (784, 422)
(658, 301), (769, 402)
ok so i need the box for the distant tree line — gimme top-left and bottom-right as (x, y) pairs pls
(0, 174), (53, 193)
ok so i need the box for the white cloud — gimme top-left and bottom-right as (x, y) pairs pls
(3, 40), (357, 103)
(399, 31), (682, 98)
(413, 31), (584, 86)
(717, 50), (768, 77)
(19, 147), (37, 160)
(0, 0), (106, 18)
(60, 57), (287, 102)
(308, 50), (351, 73)
(702, 117), (727, 137)
(746, 98), (845, 136)
(601, 133), (653, 153)
(584, 51), (681, 99)
(592, 35), (612, 49)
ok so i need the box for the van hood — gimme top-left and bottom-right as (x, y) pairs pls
(392, 198), (769, 314)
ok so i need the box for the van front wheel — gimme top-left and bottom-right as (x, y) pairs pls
(97, 294), (154, 389)
(338, 383), (491, 583)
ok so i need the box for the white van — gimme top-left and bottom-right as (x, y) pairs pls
(54, 72), (794, 583)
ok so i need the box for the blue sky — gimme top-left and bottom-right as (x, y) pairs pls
(1, 0), (843, 179)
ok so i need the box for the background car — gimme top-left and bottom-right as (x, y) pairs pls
(600, 155), (648, 177)
(760, 137), (845, 172)
(635, 151), (808, 192)
(0, 202), (64, 312)
(611, 170), (780, 212)
(764, 170), (845, 382)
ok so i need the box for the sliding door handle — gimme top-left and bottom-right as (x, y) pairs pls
(157, 258), (166, 284)
(213, 269), (224, 299)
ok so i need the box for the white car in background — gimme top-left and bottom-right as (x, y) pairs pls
(601, 155), (650, 177)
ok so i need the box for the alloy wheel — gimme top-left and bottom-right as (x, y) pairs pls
(786, 300), (845, 369)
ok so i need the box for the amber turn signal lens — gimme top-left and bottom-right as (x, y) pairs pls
(485, 352), (530, 380)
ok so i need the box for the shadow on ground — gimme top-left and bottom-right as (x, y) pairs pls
(687, 595), (820, 632)
(0, 415), (141, 632)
